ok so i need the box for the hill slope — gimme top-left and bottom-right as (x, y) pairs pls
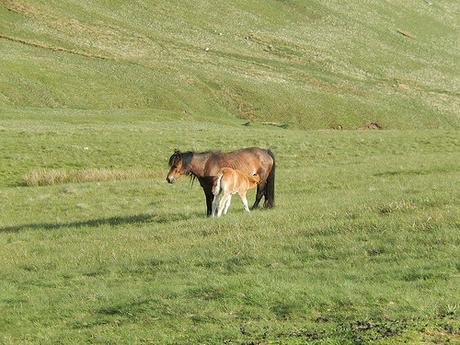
(1, 0), (459, 128)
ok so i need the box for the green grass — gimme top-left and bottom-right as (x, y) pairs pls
(1, 1), (460, 343)
(1, 109), (459, 344)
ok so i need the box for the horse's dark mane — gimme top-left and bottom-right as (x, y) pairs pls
(169, 150), (221, 167)
(168, 151), (193, 169)
(197, 150), (221, 155)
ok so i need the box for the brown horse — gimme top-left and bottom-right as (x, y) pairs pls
(212, 168), (261, 217)
(166, 147), (275, 216)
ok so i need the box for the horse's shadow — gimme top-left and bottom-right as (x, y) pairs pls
(0, 212), (196, 234)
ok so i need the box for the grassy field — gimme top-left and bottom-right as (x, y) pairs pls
(1, 110), (459, 344)
(1, 0), (460, 344)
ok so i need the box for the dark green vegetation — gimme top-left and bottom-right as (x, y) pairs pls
(1, 1), (459, 344)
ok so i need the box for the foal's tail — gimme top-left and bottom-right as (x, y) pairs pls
(264, 149), (275, 208)
(212, 173), (223, 195)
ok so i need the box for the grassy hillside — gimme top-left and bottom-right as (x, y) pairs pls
(1, 0), (459, 129)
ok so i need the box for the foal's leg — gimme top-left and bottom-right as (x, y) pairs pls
(217, 193), (229, 217)
(240, 191), (250, 212)
(211, 194), (219, 217)
(223, 195), (232, 215)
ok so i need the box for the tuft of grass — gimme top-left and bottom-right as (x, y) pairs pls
(23, 168), (159, 186)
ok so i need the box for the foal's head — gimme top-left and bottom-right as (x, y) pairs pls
(248, 172), (261, 186)
(166, 150), (193, 183)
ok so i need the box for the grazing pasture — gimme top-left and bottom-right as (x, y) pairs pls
(0, 109), (459, 344)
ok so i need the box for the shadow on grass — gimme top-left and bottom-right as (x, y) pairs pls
(0, 212), (195, 233)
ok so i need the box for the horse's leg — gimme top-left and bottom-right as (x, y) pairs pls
(240, 191), (250, 212)
(251, 180), (266, 210)
(198, 177), (214, 216)
(223, 195), (232, 215)
(203, 186), (214, 216)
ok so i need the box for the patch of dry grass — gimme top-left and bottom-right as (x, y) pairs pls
(23, 168), (159, 186)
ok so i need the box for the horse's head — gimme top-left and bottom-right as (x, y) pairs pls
(166, 150), (192, 183)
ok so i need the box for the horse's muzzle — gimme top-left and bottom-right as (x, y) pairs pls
(166, 176), (176, 184)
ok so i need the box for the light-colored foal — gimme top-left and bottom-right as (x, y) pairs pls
(211, 167), (260, 217)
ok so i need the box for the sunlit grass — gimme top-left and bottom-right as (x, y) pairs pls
(23, 168), (160, 186)
(1, 110), (459, 344)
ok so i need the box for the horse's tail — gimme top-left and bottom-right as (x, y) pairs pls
(212, 173), (223, 196)
(264, 149), (275, 208)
